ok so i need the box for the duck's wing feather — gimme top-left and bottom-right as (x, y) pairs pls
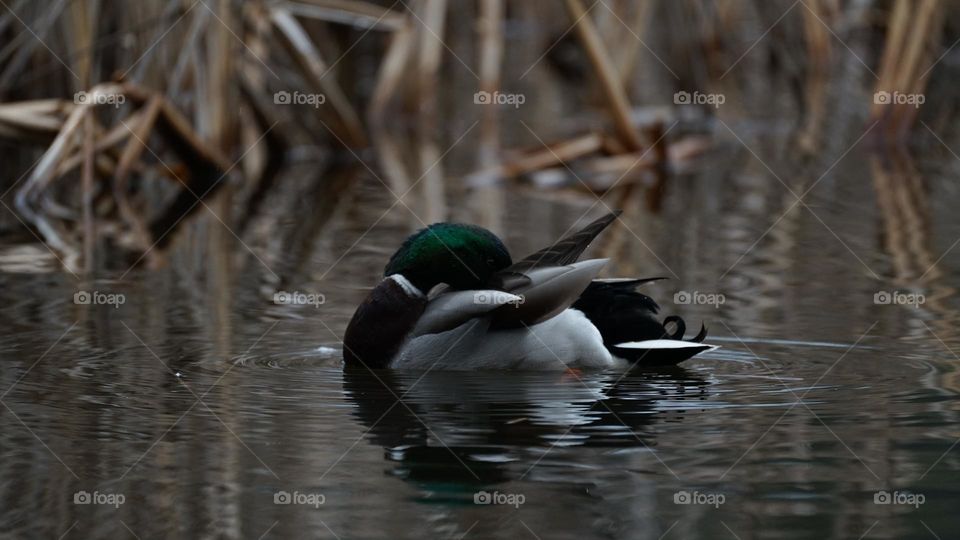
(491, 211), (620, 290)
(491, 258), (608, 328)
(411, 289), (522, 337)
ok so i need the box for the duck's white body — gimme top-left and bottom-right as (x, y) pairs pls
(391, 308), (621, 370)
(387, 275), (718, 370)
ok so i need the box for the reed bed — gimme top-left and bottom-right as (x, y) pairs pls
(0, 0), (956, 272)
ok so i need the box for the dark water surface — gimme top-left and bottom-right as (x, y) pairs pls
(3, 136), (960, 539)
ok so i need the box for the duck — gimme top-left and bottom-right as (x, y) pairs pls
(342, 211), (717, 370)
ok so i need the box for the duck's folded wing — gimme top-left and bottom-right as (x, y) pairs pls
(491, 258), (608, 328)
(411, 289), (522, 337)
(490, 211), (620, 290)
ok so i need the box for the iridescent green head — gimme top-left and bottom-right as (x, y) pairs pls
(384, 223), (512, 293)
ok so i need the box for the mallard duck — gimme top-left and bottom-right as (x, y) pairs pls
(343, 212), (717, 370)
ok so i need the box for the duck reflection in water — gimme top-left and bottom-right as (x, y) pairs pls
(342, 367), (710, 495)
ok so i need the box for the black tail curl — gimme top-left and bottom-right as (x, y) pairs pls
(662, 316), (708, 343)
(572, 280), (711, 365)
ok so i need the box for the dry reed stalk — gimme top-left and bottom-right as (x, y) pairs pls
(701, 0), (736, 78)
(134, 1), (189, 85)
(797, 0), (831, 153)
(207, 1), (236, 349)
(415, 0), (446, 114)
(872, 0), (943, 137)
(237, 73), (288, 235)
(577, 151), (657, 187)
(874, 0), (912, 102)
(470, 0), (506, 227)
(56, 110), (147, 176)
(894, 0), (942, 133)
(369, 19), (416, 193)
(169, 8), (212, 101)
(564, 0), (644, 151)
(0, 100), (70, 137)
(0, 0), (69, 91)
(208, 0), (235, 148)
(589, 0), (645, 86)
(140, 96), (232, 249)
(113, 96), (162, 250)
(592, 0), (618, 38)
(414, 0), (447, 223)
(119, 85), (232, 171)
(14, 91), (98, 213)
(477, 0), (503, 166)
(272, 8), (368, 148)
(640, 120), (667, 211)
(418, 140), (446, 223)
(614, 0), (653, 85)
(9, 94), (89, 269)
(81, 106), (95, 271)
(5, 81), (238, 263)
(466, 133), (605, 183)
(870, 152), (937, 282)
(267, 163), (360, 285)
(237, 2), (274, 186)
(600, 134), (628, 156)
(368, 20), (415, 126)
(504, 133), (606, 175)
(286, 0), (405, 30)
(377, 133), (416, 198)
